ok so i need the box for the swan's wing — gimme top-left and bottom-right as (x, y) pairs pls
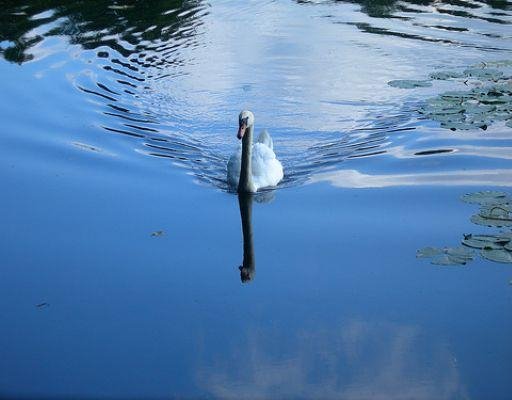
(251, 143), (283, 189)
(256, 129), (273, 150)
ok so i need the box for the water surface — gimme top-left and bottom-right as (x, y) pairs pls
(1, 1), (512, 399)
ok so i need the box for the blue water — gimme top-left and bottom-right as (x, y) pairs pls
(1, 1), (512, 399)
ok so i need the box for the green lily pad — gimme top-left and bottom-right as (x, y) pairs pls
(461, 191), (510, 205)
(423, 105), (465, 115)
(463, 68), (504, 79)
(420, 72), (512, 131)
(441, 91), (476, 100)
(446, 246), (474, 260)
(440, 122), (476, 131)
(481, 249), (512, 263)
(418, 246), (473, 265)
(471, 214), (512, 227)
(488, 112), (511, 122)
(431, 254), (469, 266)
(462, 236), (504, 250)
(471, 233), (511, 243)
(417, 247), (444, 258)
(419, 190), (512, 268)
(388, 79), (432, 89)
(430, 71), (464, 80)
(463, 104), (495, 114)
(479, 204), (512, 220)
(483, 60), (512, 67)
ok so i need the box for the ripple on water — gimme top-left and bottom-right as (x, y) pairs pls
(0, 0), (511, 191)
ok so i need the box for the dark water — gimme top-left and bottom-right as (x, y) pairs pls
(1, 1), (512, 399)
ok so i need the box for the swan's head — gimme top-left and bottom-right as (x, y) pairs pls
(239, 264), (255, 283)
(237, 110), (254, 140)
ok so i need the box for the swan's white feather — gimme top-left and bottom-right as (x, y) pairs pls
(256, 129), (273, 150)
(227, 135), (283, 191)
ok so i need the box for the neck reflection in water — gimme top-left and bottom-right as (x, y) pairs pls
(238, 193), (255, 283)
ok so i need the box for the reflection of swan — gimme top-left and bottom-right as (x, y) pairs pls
(227, 111), (284, 193)
(238, 193), (255, 283)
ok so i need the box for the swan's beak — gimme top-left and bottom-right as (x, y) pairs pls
(237, 122), (247, 140)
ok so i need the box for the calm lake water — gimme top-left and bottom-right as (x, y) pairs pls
(1, 1), (512, 399)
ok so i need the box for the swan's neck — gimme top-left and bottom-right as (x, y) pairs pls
(238, 124), (254, 193)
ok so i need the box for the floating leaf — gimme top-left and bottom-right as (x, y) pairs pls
(431, 254), (456, 265)
(388, 79), (432, 89)
(446, 246), (474, 259)
(471, 214), (512, 227)
(417, 246), (473, 265)
(461, 191), (510, 205)
(441, 91), (476, 100)
(417, 247), (443, 258)
(431, 254), (469, 266)
(462, 236), (504, 250)
(481, 249), (512, 263)
(430, 71), (464, 80)
(479, 204), (512, 221)
(463, 68), (504, 79)
(420, 73), (512, 131)
(484, 60), (512, 67)
(419, 190), (512, 269)
(472, 234), (510, 243)
(440, 122), (475, 131)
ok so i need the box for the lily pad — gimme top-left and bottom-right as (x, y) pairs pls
(446, 246), (474, 258)
(472, 234), (510, 243)
(441, 91), (476, 100)
(417, 247), (443, 258)
(440, 122), (476, 131)
(419, 190), (512, 269)
(461, 191), (510, 205)
(471, 214), (512, 227)
(479, 204), (512, 221)
(430, 71), (464, 80)
(388, 79), (432, 89)
(431, 254), (468, 265)
(481, 248), (512, 263)
(418, 246), (473, 265)
(462, 236), (504, 250)
(483, 60), (512, 67)
(463, 68), (504, 79)
(420, 73), (512, 131)
(499, 232), (512, 239)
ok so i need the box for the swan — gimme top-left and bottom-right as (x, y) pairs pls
(227, 111), (284, 193)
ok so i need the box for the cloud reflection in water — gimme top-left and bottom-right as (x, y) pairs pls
(198, 320), (467, 400)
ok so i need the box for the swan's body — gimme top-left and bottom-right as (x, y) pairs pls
(227, 111), (283, 193)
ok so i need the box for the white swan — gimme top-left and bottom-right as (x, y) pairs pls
(227, 111), (284, 193)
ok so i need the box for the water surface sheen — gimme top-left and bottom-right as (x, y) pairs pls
(0, 1), (511, 399)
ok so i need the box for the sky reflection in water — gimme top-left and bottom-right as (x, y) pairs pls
(0, 0), (512, 399)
